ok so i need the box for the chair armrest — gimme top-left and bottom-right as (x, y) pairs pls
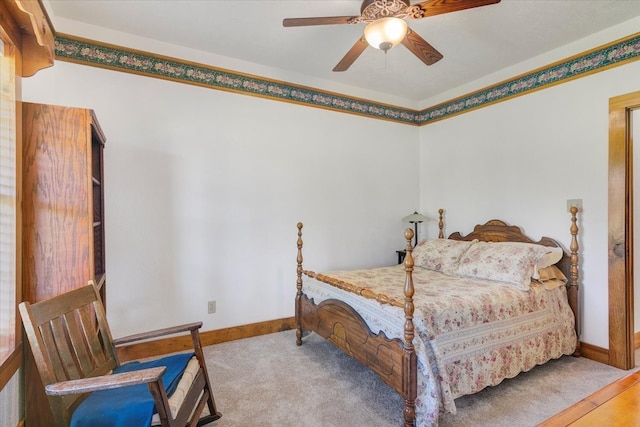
(112, 321), (203, 346)
(44, 367), (166, 396)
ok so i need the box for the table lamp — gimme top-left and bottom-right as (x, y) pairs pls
(402, 211), (429, 247)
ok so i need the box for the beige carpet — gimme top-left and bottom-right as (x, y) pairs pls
(203, 330), (636, 427)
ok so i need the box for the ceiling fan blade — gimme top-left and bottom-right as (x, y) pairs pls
(283, 16), (358, 27)
(416, 0), (501, 18)
(333, 37), (369, 72)
(401, 29), (443, 66)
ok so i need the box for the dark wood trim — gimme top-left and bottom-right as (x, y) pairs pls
(0, 343), (22, 390)
(579, 341), (610, 365)
(608, 91), (640, 370)
(116, 317), (295, 362)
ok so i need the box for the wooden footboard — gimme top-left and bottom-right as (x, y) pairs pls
(296, 223), (417, 427)
(294, 208), (580, 426)
(297, 294), (416, 398)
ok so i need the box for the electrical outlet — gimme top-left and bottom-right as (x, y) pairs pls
(566, 199), (583, 212)
(207, 300), (216, 314)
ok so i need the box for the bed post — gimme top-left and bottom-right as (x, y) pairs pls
(296, 222), (304, 346)
(568, 206), (581, 356)
(438, 208), (444, 239)
(403, 228), (417, 427)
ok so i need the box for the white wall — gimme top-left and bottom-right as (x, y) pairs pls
(20, 12), (640, 348)
(419, 60), (640, 348)
(22, 61), (419, 337)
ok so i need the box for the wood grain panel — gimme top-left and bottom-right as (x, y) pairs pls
(22, 103), (93, 303)
(608, 91), (640, 369)
(21, 102), (102, 427)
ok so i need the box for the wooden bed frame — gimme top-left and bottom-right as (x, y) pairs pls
(295, 208), (580, 427)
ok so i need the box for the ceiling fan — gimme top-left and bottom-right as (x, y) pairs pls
(283, 0), (501, 72)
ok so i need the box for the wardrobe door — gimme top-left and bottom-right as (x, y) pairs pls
(22, 102), (106, 426)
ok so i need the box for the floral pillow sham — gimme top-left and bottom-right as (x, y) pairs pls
(454, 241), (552, 290)
(489, 242), (564, 279)
(412, 239), (477, 275)
(412, 238), (565, 290)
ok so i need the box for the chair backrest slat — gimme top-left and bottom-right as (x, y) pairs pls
(77, 304), (107, 365)
(88, 291), (119, 371)
(19, 283), (119, 426)
(49, 316), (83, 381)
(38, 320), (69, 383)
(62, 310), (96, 377)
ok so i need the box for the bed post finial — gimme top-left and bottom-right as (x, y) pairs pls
(296, 222), (304, 346)
(403, 228), (415, 350)
(568, 206), (580, 356)
(403, 228), (417, 426)
(438, 209), (444, 239)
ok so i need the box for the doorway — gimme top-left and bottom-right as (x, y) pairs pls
(634, 108), (640, 367)
(608, 90), (640, 370)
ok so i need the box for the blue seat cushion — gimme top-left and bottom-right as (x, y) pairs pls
(70, 351), (194, 427)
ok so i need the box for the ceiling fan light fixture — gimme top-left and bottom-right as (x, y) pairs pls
(364, 17), (408, 52)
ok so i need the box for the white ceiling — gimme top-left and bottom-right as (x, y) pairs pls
(44, 0), (640, 102)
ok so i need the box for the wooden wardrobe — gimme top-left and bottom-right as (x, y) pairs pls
(22, 102), (106, 426)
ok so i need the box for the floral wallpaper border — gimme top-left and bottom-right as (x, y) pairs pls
(54, 32), (640, 126)
(419, 33), (640, 124)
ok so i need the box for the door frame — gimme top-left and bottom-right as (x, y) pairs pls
(608, 90), (640, 369)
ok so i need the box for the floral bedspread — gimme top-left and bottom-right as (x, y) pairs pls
(302, 265), (577, 426)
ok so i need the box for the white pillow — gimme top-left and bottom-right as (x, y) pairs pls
(455, 241), (550, 290)
(535, 246), (564, 278)
(412, 238), (477, 275)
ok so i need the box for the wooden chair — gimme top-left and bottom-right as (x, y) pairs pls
(19, 281), (221, 426)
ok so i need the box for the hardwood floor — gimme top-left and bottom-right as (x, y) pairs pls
(538, 369), (640, 426)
